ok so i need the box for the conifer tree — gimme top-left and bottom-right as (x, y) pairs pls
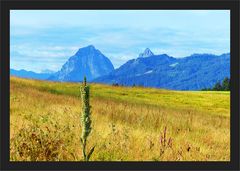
(213, 82), (222, 91)
(222, 77), (230, 91)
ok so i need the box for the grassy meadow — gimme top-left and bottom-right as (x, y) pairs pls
(10, 76), (230, 161)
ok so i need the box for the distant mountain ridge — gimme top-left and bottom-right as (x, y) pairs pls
(11, 45), (230, 90)
(10, 69), (52, 80)
(94, 49), (230, 90)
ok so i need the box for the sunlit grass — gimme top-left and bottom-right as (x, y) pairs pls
(10, 76), (230, 161)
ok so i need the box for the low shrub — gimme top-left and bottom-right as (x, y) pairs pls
(10, 123), (75, 161)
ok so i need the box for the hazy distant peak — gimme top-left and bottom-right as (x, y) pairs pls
(86, 45), (96, 49)
(41, 69), (55, 74)
(139, 48), (154, 58)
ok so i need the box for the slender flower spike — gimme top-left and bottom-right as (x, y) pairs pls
(80, 76), (95, 161)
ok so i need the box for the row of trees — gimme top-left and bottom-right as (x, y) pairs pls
(112, 78), (230, 91)
(202, 77), (230, 91)
(112, 83), (143, 87)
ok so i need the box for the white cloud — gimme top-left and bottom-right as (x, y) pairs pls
(10, 10), (230, 72)
(10, 44), (81, 72)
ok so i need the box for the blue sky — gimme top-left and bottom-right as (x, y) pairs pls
(10, 10), (230, 72)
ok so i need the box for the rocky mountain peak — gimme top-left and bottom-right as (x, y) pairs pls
(139, 48), (154, 58)
(48, 45), (114, 82)
(75, 45), (97, 55)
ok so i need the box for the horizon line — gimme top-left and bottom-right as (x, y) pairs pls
(10, 50), (230, 73)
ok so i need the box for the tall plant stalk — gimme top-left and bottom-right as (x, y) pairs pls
(80, 76), (95, 161)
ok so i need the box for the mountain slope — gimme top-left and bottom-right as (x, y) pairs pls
(48, 45), (114, 82)
(93, 49), (230, 90)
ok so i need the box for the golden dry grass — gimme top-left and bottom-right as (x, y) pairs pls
(10, 76), (230, 161)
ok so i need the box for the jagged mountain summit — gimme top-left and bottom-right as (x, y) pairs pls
(138, 48), (154, 58)
(48, 45), (114, 82)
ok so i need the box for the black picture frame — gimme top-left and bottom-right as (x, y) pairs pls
(0, 0), (239, 171)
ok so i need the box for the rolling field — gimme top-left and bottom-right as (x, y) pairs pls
(10, 76), (230, 161)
